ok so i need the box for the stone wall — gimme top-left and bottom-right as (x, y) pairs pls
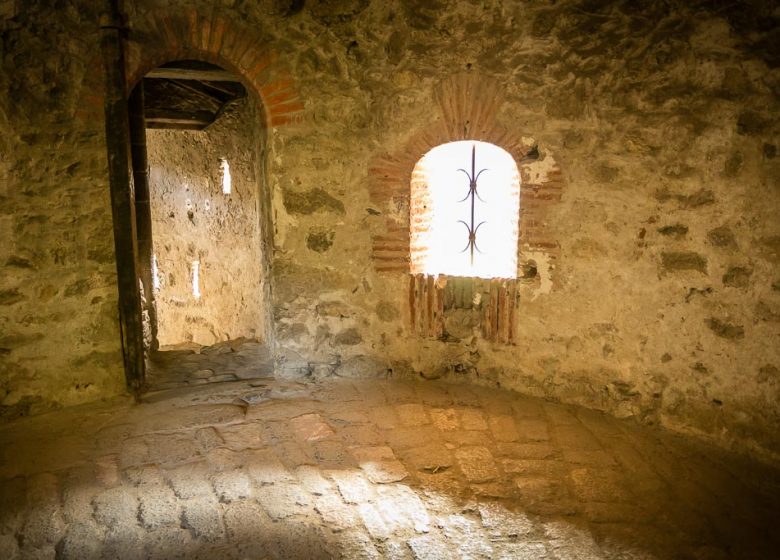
(147, 98), (267, 348)
(0, 0), (778, 465)
(264, 0), (780, 465)
(0, 2), (125, 420)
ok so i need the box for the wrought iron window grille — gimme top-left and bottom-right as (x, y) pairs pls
(457, 144), (489, 265)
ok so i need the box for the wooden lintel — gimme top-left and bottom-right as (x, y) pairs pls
(146, 121), (208, 130)
(145, 109), (215, 129)
(146, 67), (240, 82)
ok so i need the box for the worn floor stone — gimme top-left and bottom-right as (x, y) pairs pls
(0, 377), (778, 559)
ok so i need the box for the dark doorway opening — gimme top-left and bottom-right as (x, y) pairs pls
(126, 60), (274, 391)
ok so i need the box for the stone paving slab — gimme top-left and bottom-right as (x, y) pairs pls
(0, 377), (779, 559)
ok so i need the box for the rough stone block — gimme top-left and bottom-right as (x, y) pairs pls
(439, 513), (495, 558)
(135, 404), (245, 434)
(395, 403), (430, 427)
(478, 501), (534, 537)
(386, 427), (436, 450)
(328, 470), (374, 504)
(569, 467), (629, 502)
(222, 500), (272, 541)
(165, 463), (216, 499)
(514, 418), (549, 441)
(352, 446), (408, 483)
(338, 424), (384, 446)
(138, 485), (181, 530)
(102, 525), (146, 560)
(442, 430), (490, 446)
(376, 485), (430, 533)
(194, 427), (224, 452)
(489, 415), (519, 442)
(258, 483), (311, 520)
(358, 503), (390, 541)
(313, 492), (358, 531)
(294, 465), (332, 496)
(368, 405), (399, 429)
(92, 487), (138, 529)
(290, 413), (335, 442)
(407, 534), (454, 559)
(660, 252), (707, 274)
(334, 529), (380, 559)
(211, 470), (253, 503)
(308, 439), (354, 468)
(706, 317), (745, 340)
(542, 519), (604, 558)
(335, 355), (388, 379)
(455, 447), (500, 482)
(459, 408), (488, 430)
(265, 518), (335, 559)
(246, 449), (294, 485)
(181, 496), (225, 541)
(401, 443), (453, 473)
(217, 423), (265, 451)
(144, 526), (193, 560)
(144, 433), (201, 466)
(514, 477), (571, 512)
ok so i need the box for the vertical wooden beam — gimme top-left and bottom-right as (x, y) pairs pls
(425, 273), (434, 338)
(434, 275), (445, 338)
(490, 279), (499, 341)
(420, 274), (428, 337)
(129, 80), (159, 352)
(415, 274), (424, 336)
(507, 279), (517, 344)
(408, 273), (417, 333)
(101, 0), (145, 394)
(442, 274), (454, 311)
(481, 279), (490, 340)
(498, 280), (509, 344)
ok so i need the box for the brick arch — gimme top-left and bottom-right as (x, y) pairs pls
(368, 73), (562, 275)
(76, 9), (303, 128)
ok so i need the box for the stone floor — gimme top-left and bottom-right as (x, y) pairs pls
(146, 339), (274, 391)
(0, 376), (778, 560)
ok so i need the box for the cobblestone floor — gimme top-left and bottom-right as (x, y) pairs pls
(0, 377), (778, 559)
(146, 339), (273, 390)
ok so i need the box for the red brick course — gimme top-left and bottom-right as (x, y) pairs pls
(368, 73), (563, 277)
(75, 9), (303, 128)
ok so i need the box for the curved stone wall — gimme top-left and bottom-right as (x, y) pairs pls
(0, 1), (778, 465)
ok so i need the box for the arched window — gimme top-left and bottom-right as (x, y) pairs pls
(410, 141), (520, 279)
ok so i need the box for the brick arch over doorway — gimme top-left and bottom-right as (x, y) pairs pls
(368, 73), (563, 277)
(76, 9), (304, 127)
(87, 8), (303, 393)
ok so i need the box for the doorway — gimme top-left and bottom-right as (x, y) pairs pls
(129, 60), (274, 390)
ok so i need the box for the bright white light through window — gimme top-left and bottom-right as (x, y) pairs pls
(221, 159), (231, 194)
(410, 141), (520, 279)
(191, 260), (201, 299)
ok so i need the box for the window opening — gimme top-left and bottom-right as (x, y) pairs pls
(221, 158), (231, 194)
(152, 254), (160, 292)
(410, 140), (520, 279)
(191, 260), (201, 299)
